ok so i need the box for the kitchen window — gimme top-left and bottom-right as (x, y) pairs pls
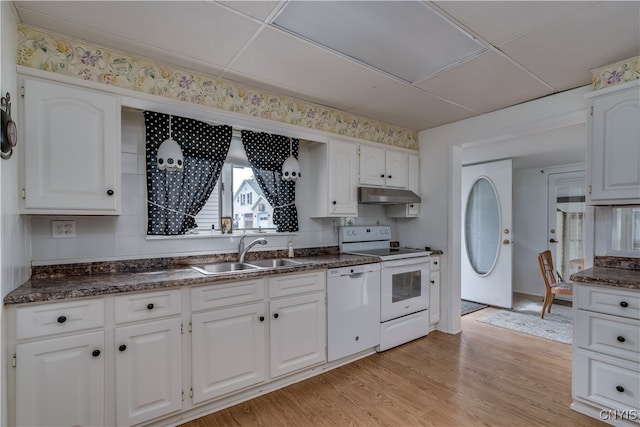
(193, 137), (275, 233)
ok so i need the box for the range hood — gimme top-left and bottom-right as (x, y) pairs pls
(358, 186), (421, 205)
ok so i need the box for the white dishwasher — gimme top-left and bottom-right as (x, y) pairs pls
(327, 263), (381, 362)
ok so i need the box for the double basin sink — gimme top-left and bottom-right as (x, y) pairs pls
(190, 258), (302, 275)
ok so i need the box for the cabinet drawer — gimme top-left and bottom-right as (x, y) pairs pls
(576, 285), (640, 319)
(114, 289), (181, 324)
(268, 271), (325, 298)
(574, 349), (640, 412)
(575, 309), (640, 362)
(191, 278), (265, 312)
(16, 299), (104, 340)
(430, 256), (440, 272)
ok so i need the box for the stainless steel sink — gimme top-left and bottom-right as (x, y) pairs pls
(190, 262), (261, 275)
(246, 258), (302, 268)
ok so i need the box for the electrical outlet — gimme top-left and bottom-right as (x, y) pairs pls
(52, 220), (76, 238)
(345, 217), (356, 226)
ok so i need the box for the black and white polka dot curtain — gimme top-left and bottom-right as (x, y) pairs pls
(241, 130), (299, 232)
(144, 111), (232, 235)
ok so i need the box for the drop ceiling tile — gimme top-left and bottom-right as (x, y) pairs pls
(417, 51), (554, 114)
(15, 1), (261, 70)
(500, 1), (640, 90)
(218, 1), (281, 21)
(225, 27), (413, 113)
(350, 87), (479, 131)
(434, 1), (592, 46)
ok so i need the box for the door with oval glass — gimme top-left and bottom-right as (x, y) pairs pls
(461, 159), (513, 308)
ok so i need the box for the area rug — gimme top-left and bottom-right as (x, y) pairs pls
(461, 299), (489, 316)
(477, 301), (572, 344)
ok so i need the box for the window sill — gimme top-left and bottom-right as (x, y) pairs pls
(146, 230), (296, 240)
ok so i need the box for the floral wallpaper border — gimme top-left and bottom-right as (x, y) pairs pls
(16, 26), (418, 150)
(591, 55), (640, 90)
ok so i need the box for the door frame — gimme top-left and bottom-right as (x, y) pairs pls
(547, 169), (586, 284)
(441, 108), (589, 335)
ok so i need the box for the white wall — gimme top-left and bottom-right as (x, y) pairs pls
(1, 3), (31, 425)
(30, 109), (397, 265)
(399, 85), (591, 334)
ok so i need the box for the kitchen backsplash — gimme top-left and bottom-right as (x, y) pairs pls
(29, 110), (398, 265)
(594, 256), (640, 271)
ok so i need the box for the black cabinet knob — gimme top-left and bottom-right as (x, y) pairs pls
(146, 303), (154, 310)
(430, 280), (435, 284)
(434, 261), (438, 265)
(617, 336), (626, 343)
(119, 344), (127, 352)
(107, 189), (114, 196)
(616, 385), (625, 393)
(57, 315), (67, 324)
(388, 175), (392, 178)
(380, 174), (385, 178)
(92, 349), (101, 358)
(273, 313), (279, 319)
(332, 200), (337, 205)
(620, 301), (629, 308)
(259, 316), (265, 322)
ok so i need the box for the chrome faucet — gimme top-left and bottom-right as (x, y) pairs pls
(238, 236), (267, 263)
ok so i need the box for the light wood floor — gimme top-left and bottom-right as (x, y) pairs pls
(181, 302), (603, 427)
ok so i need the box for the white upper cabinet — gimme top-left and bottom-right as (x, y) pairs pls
(386, 153), (420, 218)
(359, 145), (408, 189)
(21, 77), (121, 214)
(308, 139), (358, 217)
(587, 81), (640, 204)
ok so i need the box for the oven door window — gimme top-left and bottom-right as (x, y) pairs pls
(392, 270), (422, 302)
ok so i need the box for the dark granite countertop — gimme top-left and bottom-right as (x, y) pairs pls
(5, 254), (381, 305)
(570, 267), (640, 290)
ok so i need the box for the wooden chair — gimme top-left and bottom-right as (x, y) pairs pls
(537, 250), (573, 319)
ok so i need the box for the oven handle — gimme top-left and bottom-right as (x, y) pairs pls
(381, 256), (430, 268)
(348, 272), (364, 279)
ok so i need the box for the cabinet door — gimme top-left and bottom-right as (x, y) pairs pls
(359, 145), (386, 186)
(385, 150), (409, 188)
(388, 153), (420, 217)
(191, 302), (266, 403)
(407, 154), (420, 215)
(270, 292), (326, 378)
(16, 331), (104, 427)
(589, 86), (640, 203)
(115, 317), (182, 426)
(22, 77), (120, 213)
(429, 271), (440, 324)
(329, 139), (358, 216)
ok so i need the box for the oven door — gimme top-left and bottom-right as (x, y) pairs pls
(380, 257), (430, 322)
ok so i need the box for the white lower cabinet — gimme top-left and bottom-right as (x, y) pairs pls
(114, 317), (183, 426)
(269, 292), (326, 378)
(572, 284), (640, 425)
(10, 270), (329, 426)
(113, 289), (183, 425)
(191, 302), (266, 403)
(429, 256), (441, 325)
(16, 331), (105, 427)
(12, 298), (106, 426)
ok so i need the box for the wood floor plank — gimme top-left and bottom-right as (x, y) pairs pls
(180, 306), (605, 427)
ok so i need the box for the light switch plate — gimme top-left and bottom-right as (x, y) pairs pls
(52, 220), (76, 238)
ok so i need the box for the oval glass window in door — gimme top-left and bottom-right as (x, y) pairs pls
(465, 177), (500, 276)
